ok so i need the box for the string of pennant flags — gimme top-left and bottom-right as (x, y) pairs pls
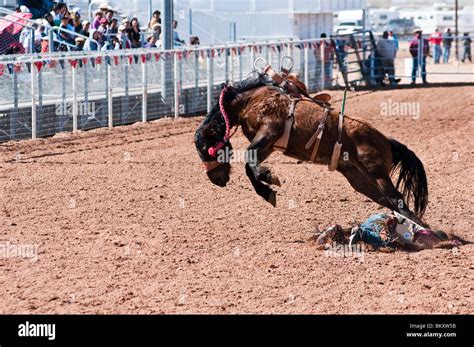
(0, 41), (337, 76)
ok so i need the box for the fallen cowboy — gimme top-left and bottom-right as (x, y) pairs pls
(309, 211), (469, 252)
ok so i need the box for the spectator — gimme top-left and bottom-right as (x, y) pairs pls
(105, 9), (115, 23)
(430, 28), (442, 64)
(173, 20), (185, 47)
(72, 17), (82, 33)
(442, 28), (453, 63)
(97, 18), (109, 34)
(388, 30), (398, 51)
(18, 0), (53, 19)
(84, 29), (102, 51)
(145, 35), (158, 48)
(40, 35), (49, 53)
(107, 18), (118, 35)
(42, 12), (54, 28)
(461, 32), (472, 63)
(91, 10), (103, 30)
(58, 15), (75, 45)
(151, 23), (161, 41)
(409, 29), (430, 85)
(80, 20), (90, 37)
(130, 17), (141, 48)
(121, 17), (131, 31)
(51, 2), (67, 26)
(19, 23), (38, 53)
(190, 36), (200, 46)
(314, 33), (334, 86)
(116, 24), (132, 49)
(377, 31), (398, 85)
(74, 36), (85, 51)
(148, 10), (161, 31)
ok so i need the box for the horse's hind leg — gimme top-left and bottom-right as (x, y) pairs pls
(339, 166), (387, 208)
(351, 161), (427, 226)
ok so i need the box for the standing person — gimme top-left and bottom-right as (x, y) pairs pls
(388, 30), (398, 52)
(461, 32), (472, 63)
(409, 29), (430, 85)
(315, 33), (334, 87)
(377, 31), (397, 85)
(173, 20), (185, 47)
(50, 2), (67, 26)
(430, 28), (442, 64)
(442, 28), (453, 63)
(148, 10), (161, 31)
(129, 17), (141, 48)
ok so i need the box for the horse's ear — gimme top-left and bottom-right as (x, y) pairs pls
(314, 93), (331, 103)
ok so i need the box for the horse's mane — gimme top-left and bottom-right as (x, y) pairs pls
(200, 73), (271, 129)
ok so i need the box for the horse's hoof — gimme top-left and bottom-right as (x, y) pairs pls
(271, 175), (281, 186)
(267, 191), (277, 207)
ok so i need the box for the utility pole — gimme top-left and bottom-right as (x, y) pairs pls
(161, 0), (173, 99)
(455, 0), (459, 61)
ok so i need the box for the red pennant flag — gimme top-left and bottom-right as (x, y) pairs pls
(232, 47), (237, 56)
(200, 50), (205, 59)
(0, 64), (4, 76)
(154, 53), (160, 61)
(14, 62), (22, 73)
(127, 55), (133, 64)
(253, 45), (258, 53)
(96, 56), (102, 65)
(69, 59), (78, 68)
(113, 56), (119, 65)
(211, 49), (216, 57)
(82, 58), (88, 65)
(176, 52), (182, 60)
(48, 60), (57, 68)
(141, 54), (147, 63)
(34, 61), (43, 72)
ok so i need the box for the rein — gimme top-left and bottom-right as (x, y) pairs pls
(207, 86), (237, 157)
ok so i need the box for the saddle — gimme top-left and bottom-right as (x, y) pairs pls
(256, 56), (342, 171)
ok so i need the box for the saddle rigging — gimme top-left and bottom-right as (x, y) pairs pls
(254, 56), (344, 171)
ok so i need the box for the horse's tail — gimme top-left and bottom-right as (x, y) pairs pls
(389, 138), (428, 218)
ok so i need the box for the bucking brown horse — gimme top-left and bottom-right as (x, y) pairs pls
(194, 74), (428, 225)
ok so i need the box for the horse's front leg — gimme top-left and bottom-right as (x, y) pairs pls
(244, 124), (283, 206)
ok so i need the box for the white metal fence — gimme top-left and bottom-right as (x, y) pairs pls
(0, 38), (339, 142)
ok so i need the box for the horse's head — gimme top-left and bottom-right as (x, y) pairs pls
(194, 88), (234, 187)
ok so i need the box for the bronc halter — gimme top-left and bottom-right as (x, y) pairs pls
(207, 85), (240, 158)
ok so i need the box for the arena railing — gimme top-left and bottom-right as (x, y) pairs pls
(0, 37), (339, 142)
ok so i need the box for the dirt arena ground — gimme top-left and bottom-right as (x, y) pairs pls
(0, 85), (473, 314)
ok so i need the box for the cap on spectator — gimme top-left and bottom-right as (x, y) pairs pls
(122, 17), (130, 24)
(75, 37), (86, 43)
(152, 23), (160, 31)
(118, 24), (127, 32)
(100, 18), (108, 24)
(99, 3), (109, 9)
(413, 28), (422, 33)
(19, 5), (30, 13)
(94, 10), (103, 16)
(72, 7), (81, 16)
(82, 20), (90, 25)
